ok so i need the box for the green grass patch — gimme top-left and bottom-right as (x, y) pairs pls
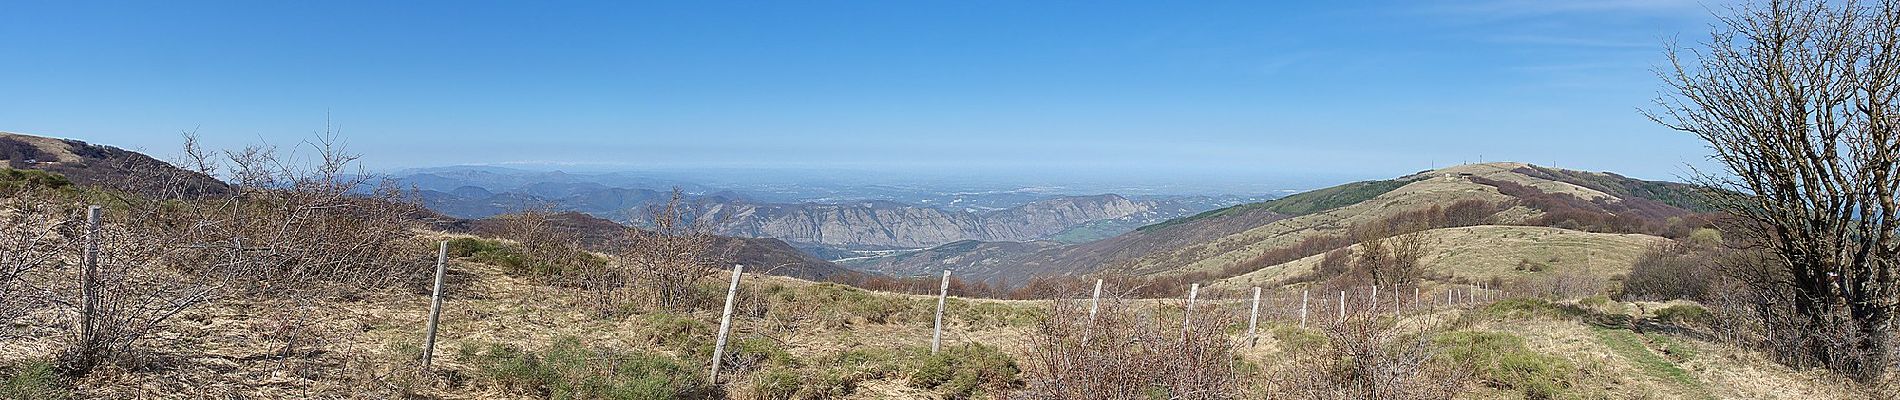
(0, 168), (72, 194)
(946, 299), (1044, 329)
(631, 311), (717, 358)
(0, 360), (68, 400)
(1590, 327), (1709, 398)
(1435, 331), (1576, 399)
(445, 237), (606, 279)
(745, 347), (910, 399)
(1269, 324), (1328, 351)
(456, 336), (710, 399)
(908, 343), (1021, 399)
(1479, 298), (1584, 321)
(1652, 304), (1712, 326)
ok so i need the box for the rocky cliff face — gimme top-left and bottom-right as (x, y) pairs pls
(688, 194), (1157, 249)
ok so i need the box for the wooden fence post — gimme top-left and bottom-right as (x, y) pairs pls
(1246, 287), (1261, 346)
(1083, 278), (1102, 344)
(710, 264), (744, 382)
(1337, 290), (1346, 322)
(1413, 287), (1420, 310)
(1181, 283), (1199, 335)
(1088, 278), (1104, 321)
(422, 240), (448, 369)
(1370, 285), (1378, 313)
(1299, 290), (1309, 329)
(932, 269), (951, 355)
(79, 205), (99, 353)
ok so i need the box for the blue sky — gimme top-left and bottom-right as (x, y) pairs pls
(0, 0), (1720, 188)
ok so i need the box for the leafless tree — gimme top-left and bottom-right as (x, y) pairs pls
(1647, 0), (1900, 379)
(1353, 228), (1393, 286)
(1352, 224), (1429, 288)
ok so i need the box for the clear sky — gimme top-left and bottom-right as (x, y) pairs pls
(0, 0), (1721, 186)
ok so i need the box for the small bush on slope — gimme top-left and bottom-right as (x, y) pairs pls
(909, 343), (1020, 399)
(0, 360), (68, 400)
(746, 348), (910, 400)
(456, 336), (710, 399)
(1435, 331), (1576, 399)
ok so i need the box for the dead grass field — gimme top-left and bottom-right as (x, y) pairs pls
(1215, 225), (1667, 291)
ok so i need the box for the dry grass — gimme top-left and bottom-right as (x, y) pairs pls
(1112, 163), (1564, 278)
(1457, 301), (1869, 400)
(1215, 225), (1667, 291)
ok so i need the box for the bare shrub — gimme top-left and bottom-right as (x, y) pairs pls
(125, 132), (432, 293)
(0, 190), (215, 372)
(485, 208), (607, 279)
(1262, 313), (1467, 399)
(1019, 293), (1244, 399)
(1618, 243), (1714, 302)
(0, 194), (68, 337)
(600, 188), (732, 313)
(1504, 266), (1608, 301)
(55, 206), (215, 373)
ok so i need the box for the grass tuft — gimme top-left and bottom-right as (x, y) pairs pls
(1436, 331), (1576, 399)
(0, 360), (68, 400)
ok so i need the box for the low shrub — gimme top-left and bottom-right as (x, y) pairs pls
(634, 311), (713, 356)
(1652, 304), (1712, 326)
(1479, 298), (1581, 321)
(910, 343), (1021, 399)
(447, 236), (527, 267)
(1270, 325), (1328, 351)
(457, 336), (709, 399)
(0, 168), (72, 194)
(743, 348), (909, 400)
(0, 360), (68, 400)
(1435, 331), (1575, 399)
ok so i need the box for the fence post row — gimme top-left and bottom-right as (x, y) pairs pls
(932, 269), (951, 355)
(422, 240), (449, 369)
(710, 264), (744, 382)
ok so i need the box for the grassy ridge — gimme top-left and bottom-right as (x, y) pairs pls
(1137, 179), (1413, 233)
(1516, 166), (1719, 212)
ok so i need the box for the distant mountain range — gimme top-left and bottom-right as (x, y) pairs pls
(396, 166), (1266, 255)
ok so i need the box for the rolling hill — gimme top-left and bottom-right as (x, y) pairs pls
(0, 131), (228, 197)
(842, 162), (1711, 287)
